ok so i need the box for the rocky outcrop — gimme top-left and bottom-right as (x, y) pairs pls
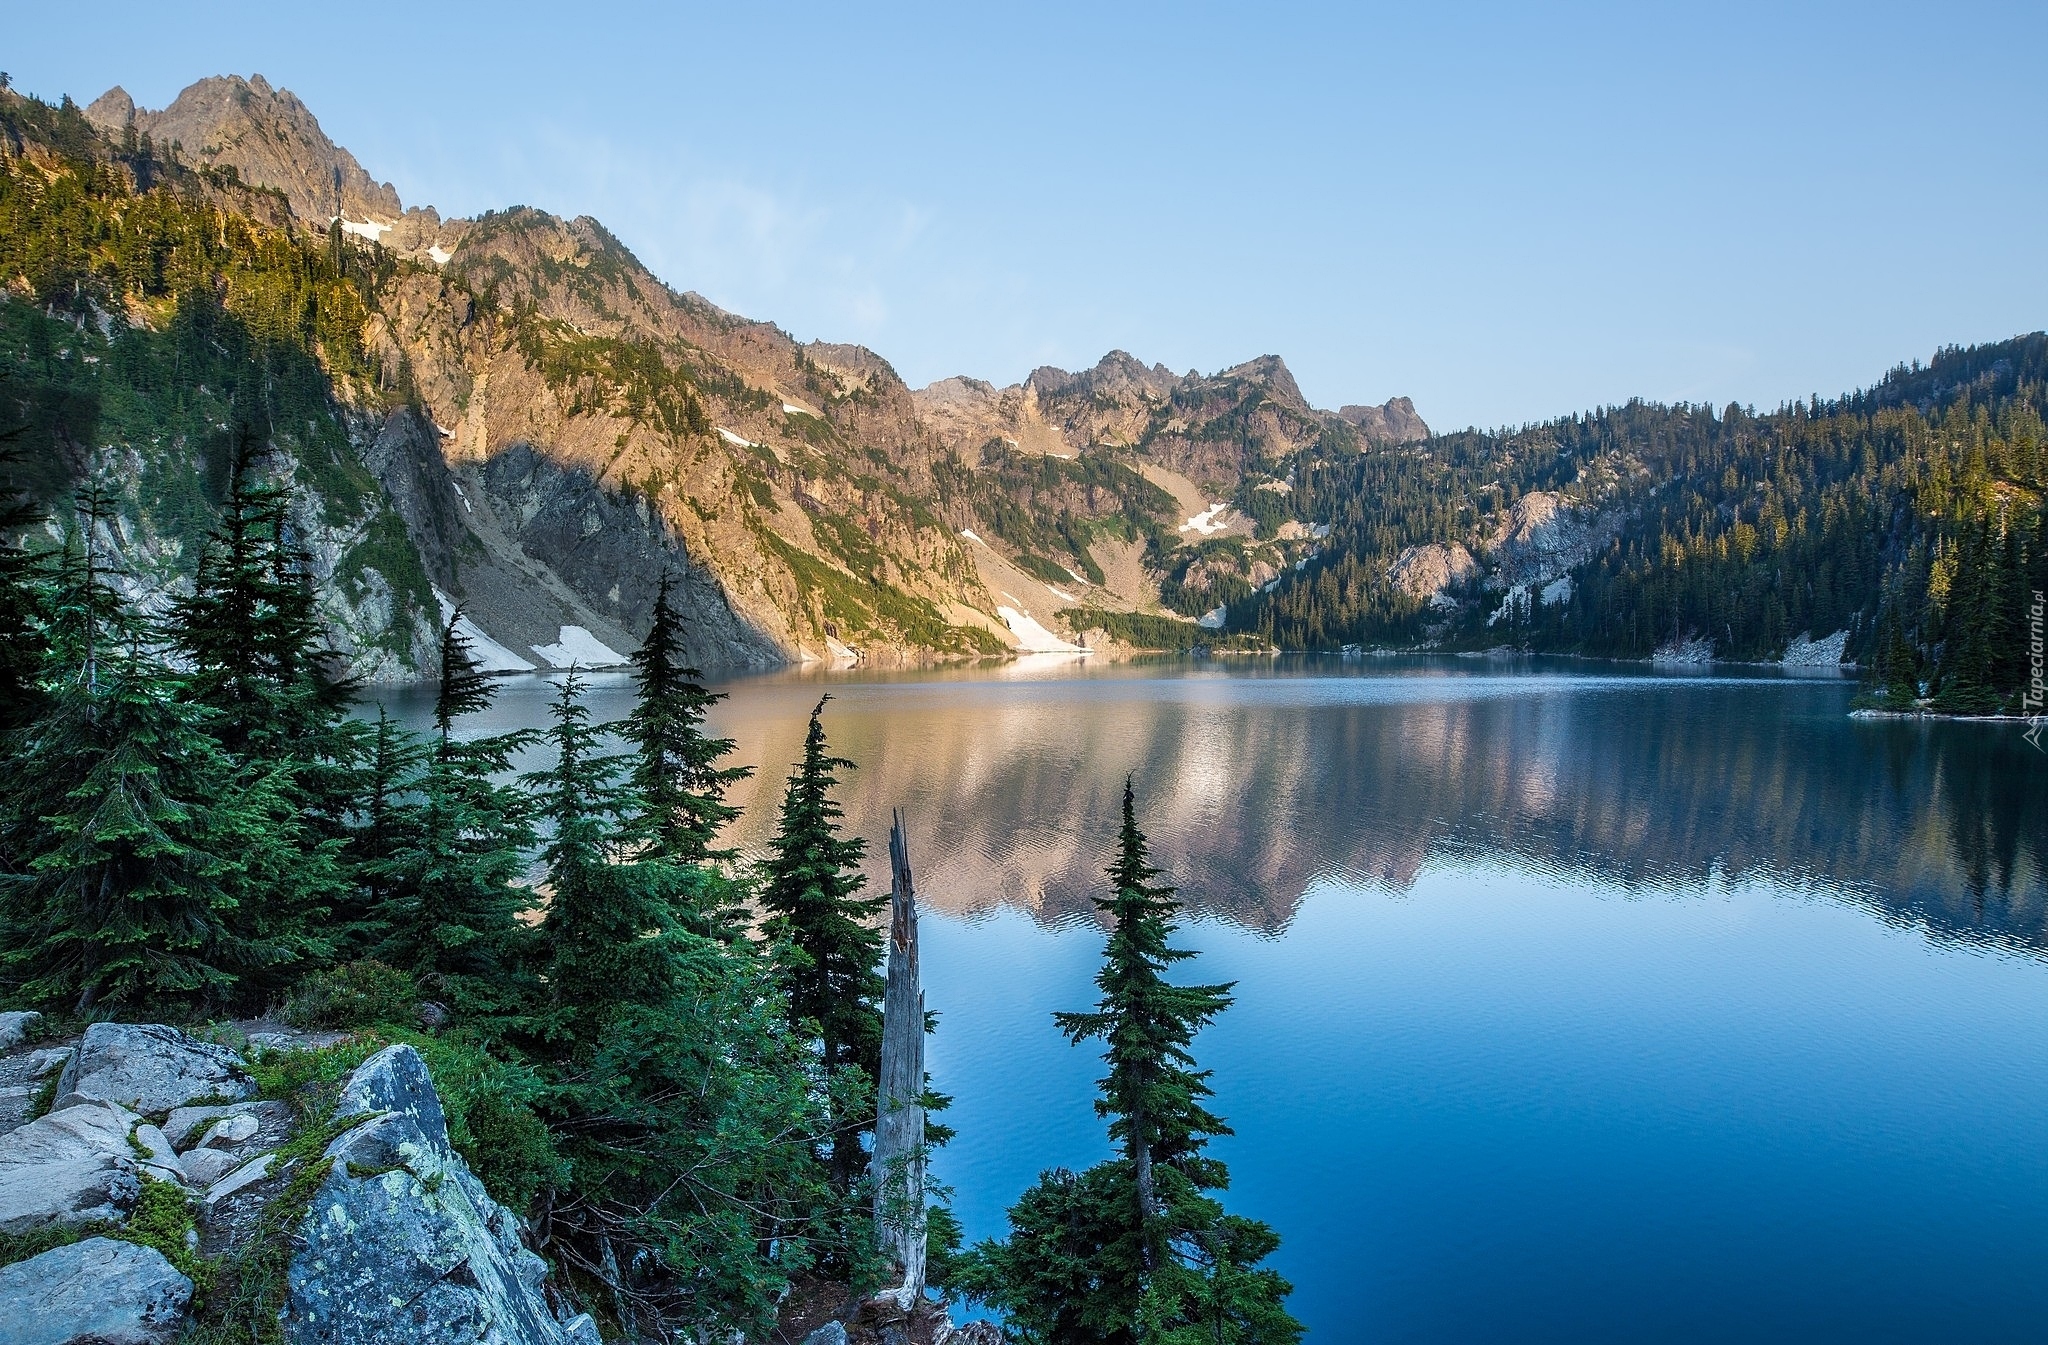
(56, 1024), (254, 1118)
(287, 1045), (593, 1345)
(0, 1237), (193, 1345)
(0, 1027), (596, 1342)
(1387, 543), (1477, 605)
(1480, 490), (1622, 591)
(85, 75), (404, 228)
(0, 1100), (165, 1234)
(0, 1047), (70, 1137)
(1782, 630), (1849, 668)
(1337, 396), (1430, 445)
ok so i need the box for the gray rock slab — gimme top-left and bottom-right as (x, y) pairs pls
(0, 1236), (193, 1345)
(55, 1025), (253, 1117)
(286, 1045), (570, 1344)
(204, 1152), (276, 1205)
(0, 1012), (42, 1053)
(0, 1048), (73, 1138)
(0, 1100), (148, 1234)
(162, 1099), (289, 1153)
(161, 1102), (256, 1150)
(179, 1146), (241, 1188)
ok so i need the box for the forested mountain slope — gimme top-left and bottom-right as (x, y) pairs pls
(1232, 337), (2047, 711)
(1, 74), (1426, 676)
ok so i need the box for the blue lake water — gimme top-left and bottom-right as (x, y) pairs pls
(377, 656), (2048, 1342)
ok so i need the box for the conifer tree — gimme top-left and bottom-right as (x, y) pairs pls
(0, 406), (46, 741)
(376, 612), (536, 1004)
(167, 439), (351, 990)
(960, 782), (1300, 1345)
(526, 675), (869, 1340)
(527, 667), (708, 1035)
(1057, 780), (1236, 1245)
(760, 696), (885, 1189)
(1880, 609), (1921, 706)
(625, 573), (751, 867)
(1935, 520), (2005, 713)
(0, 505), (282, 1012)
(171, 436), (351, 755)
(339, 708), (428, 959)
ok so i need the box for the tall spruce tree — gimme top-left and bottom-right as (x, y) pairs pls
(760, 696), (885, 1189)
(168, 439), (351, 991)
(376, 612), (536, 1005)
(625, 573), (751, 867)
(0, 406), (46, 742)
(0, 505), (282, 1012)
(960, 782), (1301, 1345)
(340, 708), (428, 960)
(528, 667), (692, 1035)
(171, 440), (320, 755)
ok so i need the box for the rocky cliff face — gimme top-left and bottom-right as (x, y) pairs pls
(17, 74), (1428, 674)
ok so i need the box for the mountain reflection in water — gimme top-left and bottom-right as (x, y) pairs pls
(381, 656), (2044, 949)
(704, 659), (2045, 945)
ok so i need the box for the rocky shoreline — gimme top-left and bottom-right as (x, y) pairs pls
(0, 1017), (998, 1344)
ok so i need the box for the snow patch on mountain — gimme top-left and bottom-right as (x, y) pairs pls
(530, 626), (629, 668)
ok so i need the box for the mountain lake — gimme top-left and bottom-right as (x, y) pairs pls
(374, 655), (2048, 1343)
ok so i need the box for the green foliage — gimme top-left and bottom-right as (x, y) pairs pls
(122, 1173), (208, 1286)
(281, 959), (417, 1031)
(627, 573), (751, 874)
(761, 698), (885, 1190)
(515, 315), (708, 440)
(0, 519), (306, 1014)
(0, 1218), (99, 1270)
(374, 615), (536, 1004)
(1061, 608), (1265, 653)
(1014, 551), (1084, 587)
(1158, 539), (1257, 618)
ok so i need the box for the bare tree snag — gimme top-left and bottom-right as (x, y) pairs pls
(872, 808), (927, 1309)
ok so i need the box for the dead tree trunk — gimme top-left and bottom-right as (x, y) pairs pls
(872, 809), (927, 1309)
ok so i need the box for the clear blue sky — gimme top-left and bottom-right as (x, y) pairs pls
(9, 1), (2045, 430)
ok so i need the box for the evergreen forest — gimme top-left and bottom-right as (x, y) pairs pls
(1234, 337), (2048, 714)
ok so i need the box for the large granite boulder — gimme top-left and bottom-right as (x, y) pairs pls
(0, 1099), (182, 1234)
(285, 1046), (582, 1344)
(55, 1024), (253, 1117)
(0, 1012), (41, 1052)
(0, 1237), (193, 1345)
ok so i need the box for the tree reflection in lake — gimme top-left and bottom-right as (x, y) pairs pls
(685, 657), (2046, 950)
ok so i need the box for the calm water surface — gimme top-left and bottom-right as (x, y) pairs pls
(377, 656), (2048, 1343)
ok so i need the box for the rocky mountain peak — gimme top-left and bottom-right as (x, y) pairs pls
(1338, 395), (1430, 445)
(1216, 354), (1309, 409)
(84, 85), (135, 129)
(85, 73), (403, 227)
